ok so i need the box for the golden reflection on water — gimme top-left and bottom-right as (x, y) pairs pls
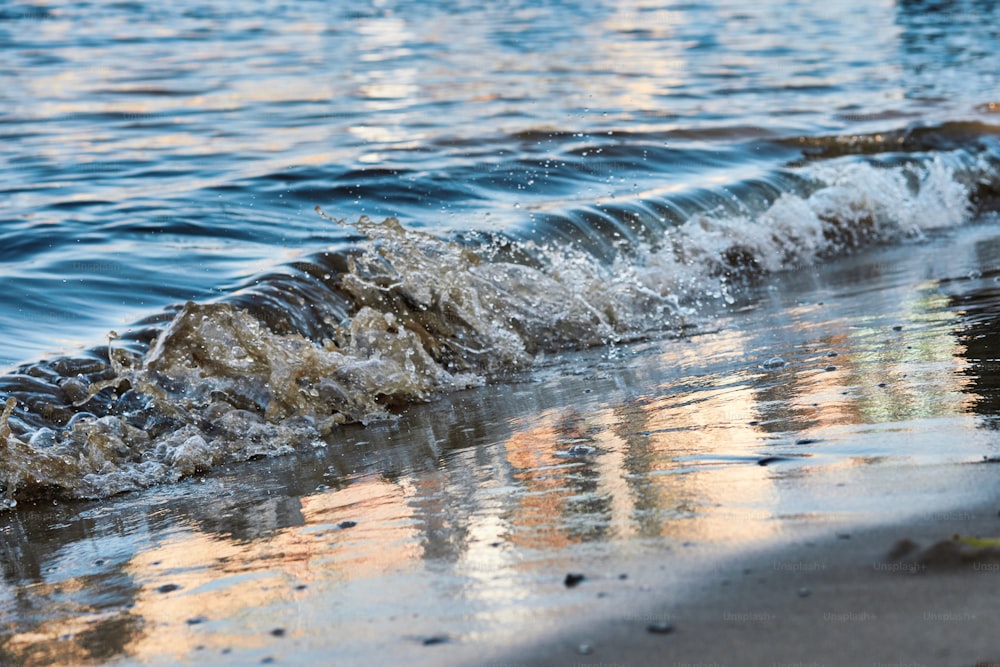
(118, 479), (422, 661)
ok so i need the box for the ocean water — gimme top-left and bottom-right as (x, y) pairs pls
(1, 1), (999, 501)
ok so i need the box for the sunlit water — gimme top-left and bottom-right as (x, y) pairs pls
(2, 1), (1000, 662)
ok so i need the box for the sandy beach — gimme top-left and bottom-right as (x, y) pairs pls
(499, 477), (1000, 667)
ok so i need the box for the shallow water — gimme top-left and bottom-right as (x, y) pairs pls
(6, 222), (1000, 665)
(2, 1), (1000, 662)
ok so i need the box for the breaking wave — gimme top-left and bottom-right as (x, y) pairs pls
(2, 124), (999, 505)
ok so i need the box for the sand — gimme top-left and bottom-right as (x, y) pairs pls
(497, 487), (1000, 667)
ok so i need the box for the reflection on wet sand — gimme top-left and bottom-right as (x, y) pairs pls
(3, 232), (1000, 664)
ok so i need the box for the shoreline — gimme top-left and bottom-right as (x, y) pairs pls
(493, 469), (1000, 667)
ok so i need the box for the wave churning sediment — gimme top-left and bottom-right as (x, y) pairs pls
(1, 147), (998, 504)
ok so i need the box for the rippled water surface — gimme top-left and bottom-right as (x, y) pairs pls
(3, 0), (998, 364)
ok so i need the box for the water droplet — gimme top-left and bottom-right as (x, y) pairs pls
(761, 357), (787, 370)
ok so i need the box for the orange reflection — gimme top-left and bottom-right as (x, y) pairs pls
(119, 476), (421, 661)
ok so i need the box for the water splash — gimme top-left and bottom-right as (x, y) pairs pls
(1, 146), (997, 504)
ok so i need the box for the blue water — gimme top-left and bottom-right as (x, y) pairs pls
(2, 0), (997, 366)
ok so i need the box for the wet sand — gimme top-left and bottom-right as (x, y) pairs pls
(5, 221), (1000, 666)
(500, 480), (1000, 667)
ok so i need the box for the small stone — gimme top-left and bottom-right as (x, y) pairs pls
(887, 538), (919, 561)
(186, 617), (206, 625)
(338, 520), (357, 529)
(647, 622), (674, 635)
(156, 584), (181, 594)
(825, 365), (837, 371)
(761, 357), (787, 370)
(564, 573), (585, 588)
(270, 628), (286, 638)
(758, 456), (787, 466)
(422, 635), (448, 646)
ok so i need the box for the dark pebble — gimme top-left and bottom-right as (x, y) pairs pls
(887, 538), (918, 560)
(186, 617), (206, 625)
(796, 438), (820, 445)
(748, 420), (760, 426)
(422, 636), (448, 646)
(618, 573), (628, 580)
(94, 559), (105, 566)
(489, 541), (502, 548)
(270, 628), (286, 638)
(156, 584), (181, 594)
(758, 456), (787, 466)
(564, 573), (585, 588)
(826, 351), (838, 357)
(261, 658), (275, 665)
(825, 365), (837, 371)
(294, 584), (307, 591)
(878, 382), (888, 388)
(338, 520), (357, 529)
(647, 622), (674, 635)
(892, 325), (903, 331)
